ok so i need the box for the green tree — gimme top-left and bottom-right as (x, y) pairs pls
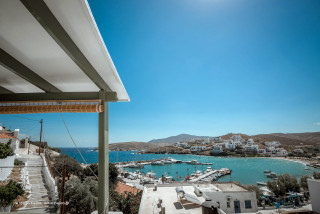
(0, 180), (24, 208)
(83, 163), (118, 187)
(246, 185), (263, 201)
(313, 171), (320, 179)
(0, 143), (14, 159)
(299, 175), (310, 190)
(64, 177), (98, 214)
(267, 173), (300, 197)
(54, 154), (83, 179)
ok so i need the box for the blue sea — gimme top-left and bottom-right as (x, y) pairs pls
(60, 147), (318, 185)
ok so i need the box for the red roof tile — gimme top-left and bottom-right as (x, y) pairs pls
(0, 133), (15, 139)
(115, 182), (141, 195)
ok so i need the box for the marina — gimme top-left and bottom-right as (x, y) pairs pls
(60, 148), (319, 185)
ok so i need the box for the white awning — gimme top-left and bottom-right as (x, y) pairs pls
(0, 0), (129, 102)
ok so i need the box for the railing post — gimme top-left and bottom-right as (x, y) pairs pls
(98, 91), (109, 214)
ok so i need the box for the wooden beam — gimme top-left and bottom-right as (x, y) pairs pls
(0, 48), (61, 93)
(0, 91), (117, 102)
(0, 86), (13, 94)
(21, 0), (112, 92)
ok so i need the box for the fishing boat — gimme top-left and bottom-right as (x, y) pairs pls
(257, 181), (267, 186)
(151, 161), (164, 165)
(266, 172), (277, 178)
(264, 170), (271, 173)
(187, 159), (199, 165)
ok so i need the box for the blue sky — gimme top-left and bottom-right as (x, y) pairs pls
(1, 0), (320, 147)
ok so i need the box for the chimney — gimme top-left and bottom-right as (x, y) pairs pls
(14, 129), (19, 138)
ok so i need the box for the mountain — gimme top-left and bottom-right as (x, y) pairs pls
(148, 134), (211, 143)
(109, 142), (170, 151)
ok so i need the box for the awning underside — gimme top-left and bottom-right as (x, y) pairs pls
(0, 0), (129, 108)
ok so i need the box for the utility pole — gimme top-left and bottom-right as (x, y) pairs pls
(38, 119), (43, 155)
(60, 160), (66, 214)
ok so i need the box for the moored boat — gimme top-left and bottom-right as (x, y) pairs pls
(264, 170), (271, 173)
(257, 181), (267, 186)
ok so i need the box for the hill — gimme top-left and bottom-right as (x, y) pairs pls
(109, 142), (169, 151)
(148, 134), (211, 143)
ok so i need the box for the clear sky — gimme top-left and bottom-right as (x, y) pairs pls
(1, 0), (320, 147)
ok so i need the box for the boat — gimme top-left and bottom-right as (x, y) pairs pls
(304, 167), (310, 170)
(128, 163), (144, 168)
(151, 161), (164, 165)
(257, 181), (267, 186)
(266, 172), (277, 178)
(187, 159), (199, 165)
(264, 170), (271, 173)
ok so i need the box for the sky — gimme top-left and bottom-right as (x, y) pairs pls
(1, 0), (320, 147)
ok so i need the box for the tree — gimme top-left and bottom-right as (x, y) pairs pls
(299, 175), (310, 190)
(313, 171), (320, 179)
(246, 185), (263, 201)
(0, 143), (14, 159)
(83, 163), (118, 187)
(54, 154), (83, 179)
(267, 173), (300, 197)
(0, 180), (24, 208)
(64, 177), (98, 214)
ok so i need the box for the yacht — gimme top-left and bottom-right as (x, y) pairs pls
(151, 161), (164, 165)
(264, 170), (271, 173)
(257, 181), (267, 186)
(266, 172), (277, 178)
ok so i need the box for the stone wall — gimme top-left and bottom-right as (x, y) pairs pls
(41, 153), (58, 201)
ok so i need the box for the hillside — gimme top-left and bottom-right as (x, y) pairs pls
(109, 142), (169, 151)
(148, 134), (211, 143)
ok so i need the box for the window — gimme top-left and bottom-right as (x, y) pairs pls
(227, 202), (230, 208)
(245, 200), (252, 209)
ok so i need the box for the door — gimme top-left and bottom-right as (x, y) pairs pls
(234, 200), (241, 213)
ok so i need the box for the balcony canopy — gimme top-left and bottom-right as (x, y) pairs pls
(0, 0), (129, 108)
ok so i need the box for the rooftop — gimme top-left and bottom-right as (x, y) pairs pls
(140, 185), (203, 214)
(115, 182), (141, 195)
(195, 182), (248, 192)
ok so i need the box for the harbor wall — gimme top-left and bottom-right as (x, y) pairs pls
(0, 155), (15, 181)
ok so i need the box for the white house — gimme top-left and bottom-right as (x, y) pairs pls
(307, 179), (320, 214)
(175, 142), (189, 148)
(214, 137), (222, 142)
(0, 123), (20, 154)
(190, 146), (207, 152)
(247, 139), (254, 146)
(194, 183), (258, 213)
(264, 141), (281, 148)
(231, 135), (244, 143)
(257, 149), (266, 154)
(275, 148), (288, 157)
(294, 149), (304, 154)
(244, 145), (259, 152)
(213, 145), (223, 153)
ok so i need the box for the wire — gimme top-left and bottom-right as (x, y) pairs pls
(56, 104), (99, 180)
(8, 114), (40, 122)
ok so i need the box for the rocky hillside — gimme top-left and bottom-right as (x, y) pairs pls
(109, 142), (169, 151)
(148, 134), (211, 143)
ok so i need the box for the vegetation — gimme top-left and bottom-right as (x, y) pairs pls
(110, 190), (142, 214)
(267, 173), (300, 197)
(83, 163), (119, 187)
(299, 175), (310, 190)
(54, 154), (83, 179)
(246, 185), (263, 201)
(313, 171), (320, 179)
(14, 159), (24, 166)
(63, 177), (98, 214)
(0, 180), (24, 208)
(0, 143), (14, 159)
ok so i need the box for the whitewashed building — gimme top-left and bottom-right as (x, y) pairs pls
(275, 148), (288, 157)
(213, 145), (223, 153)
(214, 137), (222, 142)
(307, 179), (320, 214)
(194, 183), (258, 213)
(247, 139), (254, 146)
(264, 141), (281, 148)
(244, 145), (259, 152)
(294, 149), (304, 154)
(190, 146), (207, 152)
(231, 135), (244, 143)
(257, 149), (266, 154)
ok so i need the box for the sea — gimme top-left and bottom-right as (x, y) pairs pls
(60, 147), (318, 185)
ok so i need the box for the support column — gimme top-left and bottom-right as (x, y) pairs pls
(98, 91), (109, 214)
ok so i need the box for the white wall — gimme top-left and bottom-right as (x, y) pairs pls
(201, 191), (258, 213)
(41, 153), (58, 201)
(307, 179), (320, 213)
(0, 155), (15, 181)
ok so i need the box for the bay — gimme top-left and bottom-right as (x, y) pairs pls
(60, 147), (318, 185)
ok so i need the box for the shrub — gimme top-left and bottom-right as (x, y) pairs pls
(267, 173), (300, 197)
(54, 154), (83, 180)
(299, 175), (310, 190)
(0, 180), (24, 208)
(0, 143), (14, 159)
(313, 171), (320, 179)
(14, 159), (24, 166)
